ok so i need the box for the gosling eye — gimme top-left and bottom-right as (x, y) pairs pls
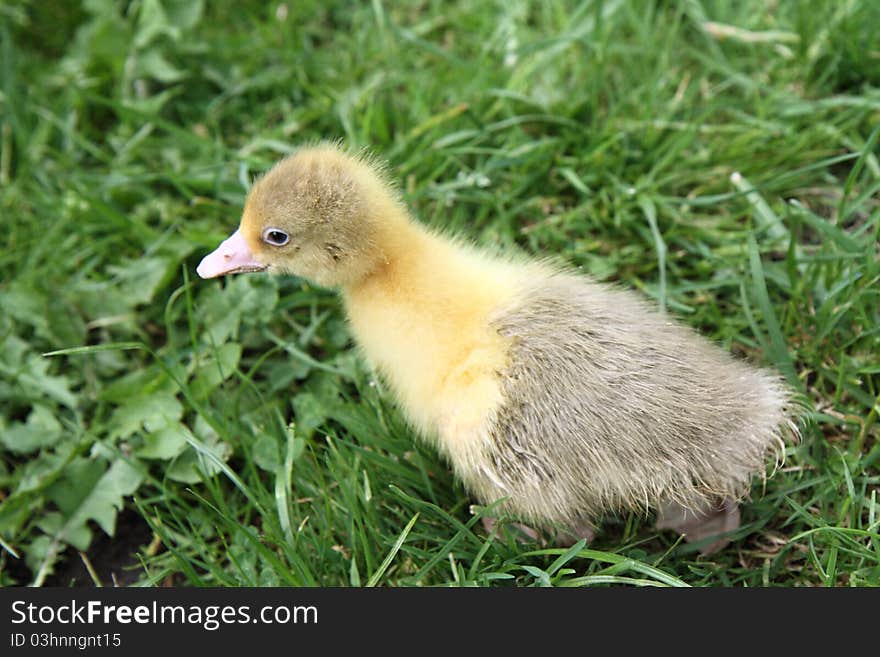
(262, 227), (290, 246)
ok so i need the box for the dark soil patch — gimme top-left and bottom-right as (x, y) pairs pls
(44, 509), (154, 587)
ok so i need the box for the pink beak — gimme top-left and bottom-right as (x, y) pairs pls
(197, 229), (267, 279)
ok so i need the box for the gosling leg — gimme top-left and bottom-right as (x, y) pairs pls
(656, 498), (741, 555)
(481, 516), (543, 544)
(553, 517), (597, 547)
(481, 516), (595, 547)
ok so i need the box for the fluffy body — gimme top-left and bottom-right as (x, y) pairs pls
(345, 228), (794, 531)
(215, 143), (798, 541)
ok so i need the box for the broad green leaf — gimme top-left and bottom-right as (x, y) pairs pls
(122, 86), (180, 116)
(135, 0), (177, 48)
(45, 457), (144, 551)
(0, 284), (52, 341)
(252, 433), (281, 473)
(198, 276), (279, 346)
(108, 391), (183, 439)
(166, 433), (232, 484)
(135, 50), (186, 83)
(44, 302), (88, 347)
(234, 275), (281, 326)
(12, 447), (75, 495)
(36, 512), (91, 555)
(165, 0), (204, 30)
(108, 256), (174, 306)
(0, 337), (78, 409)
(24, 536), (55, 582)
(198, 287), (243, 345)
(99, 364), (178, 403)
(0, 334), (28, 364)
(137, 423), (192, 459)
(265, 357), (312, 391)
(47, 458), (106, 519)
(192, 342), (242, 396)
(0, 405), (63, 454)
(291, 391), (328, 438)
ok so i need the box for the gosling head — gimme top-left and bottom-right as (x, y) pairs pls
(197, 144), (402, 288)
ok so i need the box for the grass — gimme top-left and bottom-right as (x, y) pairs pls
(1, 0), (878, 587)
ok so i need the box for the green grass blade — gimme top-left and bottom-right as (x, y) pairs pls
(366, 513), (419, 587)
(747, 236), (799, 387)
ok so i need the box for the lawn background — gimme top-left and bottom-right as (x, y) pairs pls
(1, 0), (878, 587)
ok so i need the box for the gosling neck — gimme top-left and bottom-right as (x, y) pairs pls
(341, 205), (432, 300)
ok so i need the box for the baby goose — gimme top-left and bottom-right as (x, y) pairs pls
(198, 144), (799, 554)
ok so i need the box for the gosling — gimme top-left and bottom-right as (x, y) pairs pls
(197, 144), (800, 554)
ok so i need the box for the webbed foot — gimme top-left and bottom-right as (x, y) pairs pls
(656, 498), (740, 555)
(481, 516), (595, 547)
(481, 515), (543, 544)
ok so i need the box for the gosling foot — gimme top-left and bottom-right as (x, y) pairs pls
(481, 516), (595, 547)
(656, 498), (741, 555)
(552, 518), (597, 547)
(481, 516), (544, 544)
